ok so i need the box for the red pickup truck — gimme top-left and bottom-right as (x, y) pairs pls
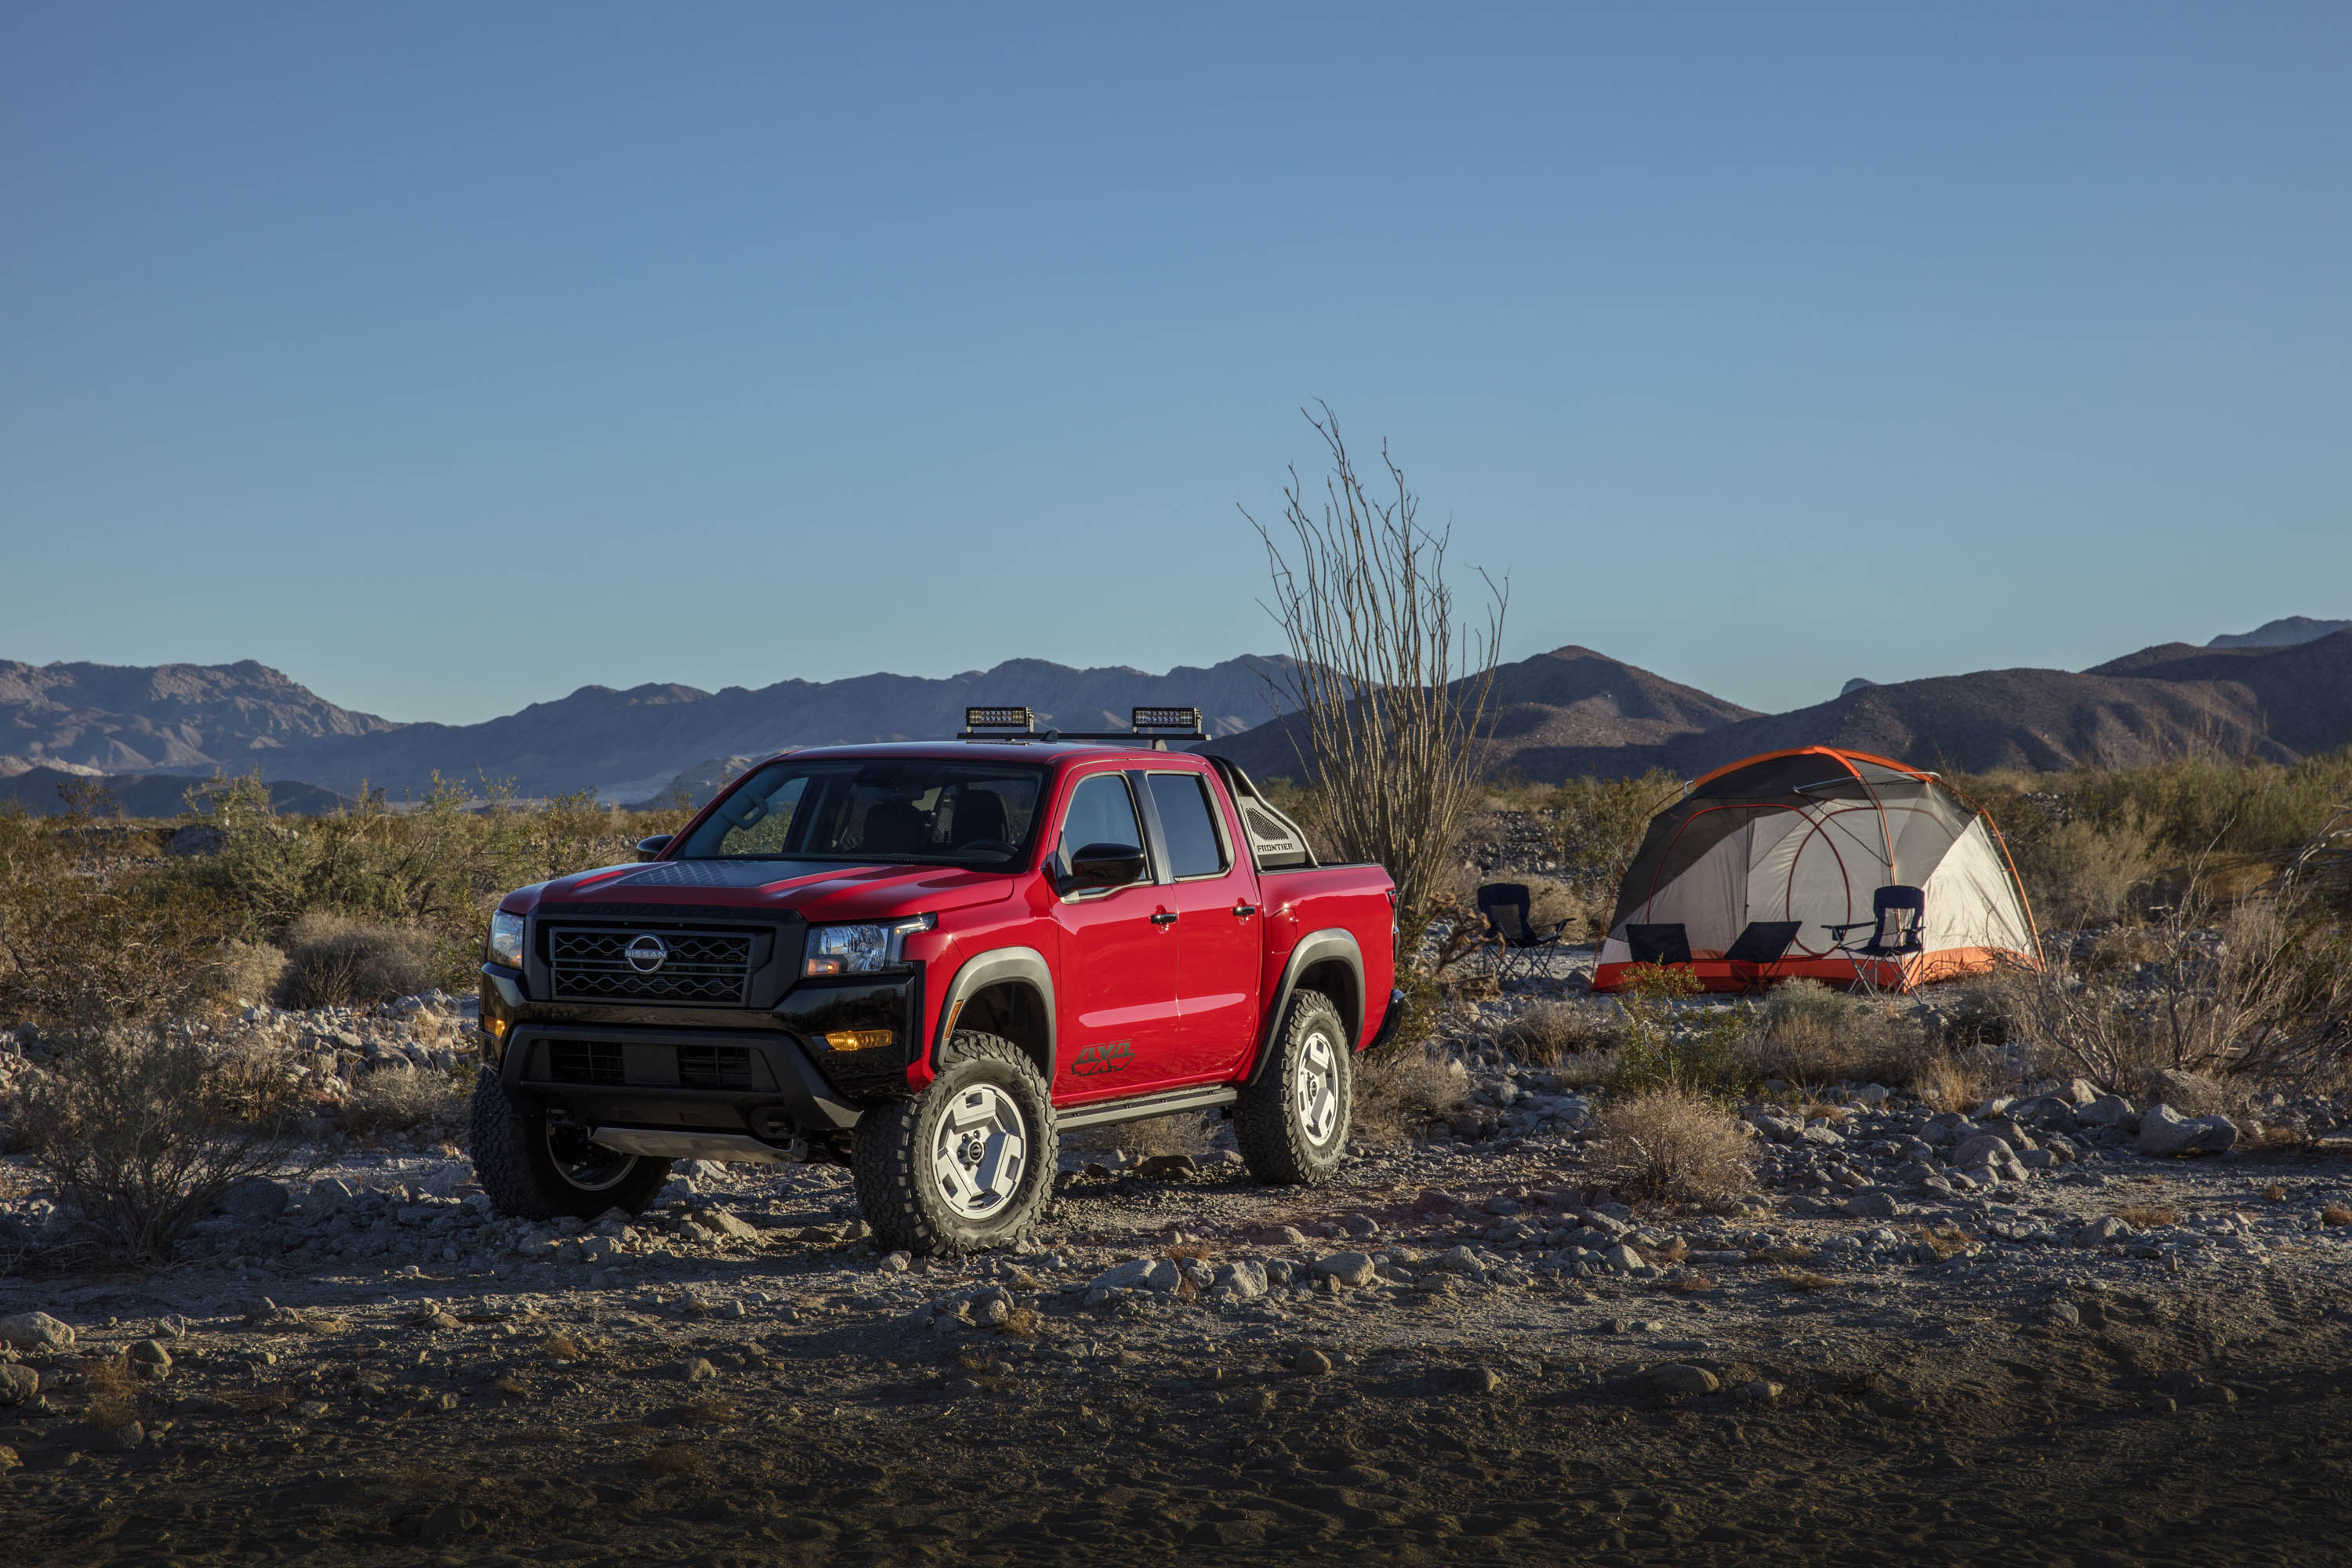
(468, 708), (1399, 1254)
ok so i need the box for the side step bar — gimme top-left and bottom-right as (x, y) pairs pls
(1057, 1085), (1237, 1131)
(589, 1128), (807, 1164)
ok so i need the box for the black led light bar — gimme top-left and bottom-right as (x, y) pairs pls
(955, 703), (1206, 748)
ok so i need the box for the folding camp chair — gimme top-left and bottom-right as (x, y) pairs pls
(1723, 920), (1803, 991)
(1624, 923), (1693, 966)
(1475, 883), (1571, 982)
(1824, 886), (1926, 993)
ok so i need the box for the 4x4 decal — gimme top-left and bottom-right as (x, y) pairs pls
(1070, 1040), (1134, 1076)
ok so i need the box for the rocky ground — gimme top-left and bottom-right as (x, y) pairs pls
(4, 946), (2352, 1562)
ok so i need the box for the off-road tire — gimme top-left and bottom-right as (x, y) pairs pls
(1234, 989), (1353, 1186)
(852, 1031), (1058, 1256)
(466, 1067), (672, 1221)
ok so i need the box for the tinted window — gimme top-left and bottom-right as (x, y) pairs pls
(1149, 773), (1228, 878)
(1058, 774), (1143, 865)
(674, 759), (1045, 869)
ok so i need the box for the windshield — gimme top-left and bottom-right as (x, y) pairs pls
(673, 758), (1048, 869)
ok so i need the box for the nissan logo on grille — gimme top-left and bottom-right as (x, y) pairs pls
(624, 935), (670, 974)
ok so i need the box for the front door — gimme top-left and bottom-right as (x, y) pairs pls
(1049, 770), (1181, 1103)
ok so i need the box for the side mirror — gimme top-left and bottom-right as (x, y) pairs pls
(1063, 842), (1147, 892)
(635, 835), (673, 862)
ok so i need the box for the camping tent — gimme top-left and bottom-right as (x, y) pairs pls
(1592, 747), (2039, 993)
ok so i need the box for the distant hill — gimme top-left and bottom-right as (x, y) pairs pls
(2207, 616), (2350, 650)
(0, 659), (398, 775)
(15, 623), (2351, 799)
(233, 655), (1298, 799)
(1200, 645), (1755, 782)
(0, 768), (350, 818)
(1209, 632), (2352, 782)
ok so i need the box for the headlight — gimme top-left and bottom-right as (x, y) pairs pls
(804, 915), (934, 978)
(486, 910), (525, 968)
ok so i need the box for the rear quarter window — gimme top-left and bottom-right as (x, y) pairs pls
(1149, 773), (1229, 879)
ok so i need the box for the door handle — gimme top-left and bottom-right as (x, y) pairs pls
(1150, 911), (1179, 926)
(1232, 903), (1258, 918)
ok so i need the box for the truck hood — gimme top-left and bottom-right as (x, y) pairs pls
(515, 858), (1017, 923)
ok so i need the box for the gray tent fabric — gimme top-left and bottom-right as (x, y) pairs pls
(1595, 747), (2039, 991)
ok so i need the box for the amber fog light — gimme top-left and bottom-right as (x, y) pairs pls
(824, 1029), (895, 1053)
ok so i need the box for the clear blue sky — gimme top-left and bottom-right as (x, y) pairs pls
(4, 4), (2346, 724)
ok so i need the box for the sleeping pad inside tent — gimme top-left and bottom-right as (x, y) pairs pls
(1592, 747), (2040, 993)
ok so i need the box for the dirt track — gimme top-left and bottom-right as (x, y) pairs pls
(6, 1142), (2351, 1568)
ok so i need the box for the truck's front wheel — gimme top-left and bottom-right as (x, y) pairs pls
(467, 1068), (672, 1221)
(1235, 989), (1353, 1186)
(852, 1032), (1057, 1256)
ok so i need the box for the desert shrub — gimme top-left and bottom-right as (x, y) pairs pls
(1606, 966), (1757, 1098)
(175, 772), (692, 988)
(1501, 1000), (1623, 1078)
(340, 1065), (472, 1138)
(0, 805), (241, 1027)
(1582, 1087), (1756, 1209)
(1739, 979), (1940, 1088)
(1995, 878), (2352, 1088)
(1059, 1111), (1216, 1160)
(220, 941), (288, 1007)
(1353, 1042), (1471, 1146)
(275, 914), (438, 1008)
(2014, 815), (2159, 928)
(1912, 1054), (1991, 1113)
(5, 1027), (318, 1264)
(1547, 771), (1679, 919)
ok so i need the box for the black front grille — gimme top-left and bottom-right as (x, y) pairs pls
(548, 1040), (625, 1084)
(677, 1044), (755, 1091)
(542, 1038), (755, 1090)
(547, 926), (757, 1005)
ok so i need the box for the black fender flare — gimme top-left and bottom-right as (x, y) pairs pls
(931, 945), (1057, 1077)
(1244, 927), (1365, 1091)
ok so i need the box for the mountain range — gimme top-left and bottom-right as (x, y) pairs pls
(2, 615), (2345, 811)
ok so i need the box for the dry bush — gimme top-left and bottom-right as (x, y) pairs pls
(1773, 1268), (1833, 1293)
(1247, 402), (1508, 957)
(275, 913), (437, 1008)
(340, 1066), (470, 1137)
(1740, 980), (1940, 1089)
(1059, 1112), (1215, 1160)
(2318, 1204), (2351, 1227)
(79, 1352), (140, 1428)
(0, 807), (241, 1026)
(1353, 1042), (1470, 1146)
(5, 1026), (319, 1264)
(639, 1444), (707, 1476)
(1913, 1055), (1991, 1113)
(1501, 1000), (1622, 1074)
(2017, 815), (2160, 928)
(1581, 1087), (1756, 1210)
(1994, 873), (2352, 1088)
(2114, 1204), (2180, 1228)
(220, 941), (287, 1007)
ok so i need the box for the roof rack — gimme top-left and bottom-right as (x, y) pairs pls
(957, 705), (1205, 750)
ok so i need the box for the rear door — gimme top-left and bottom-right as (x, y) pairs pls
(1047, 768), (1182, 1102)
(1140, 768), (1264, 1081)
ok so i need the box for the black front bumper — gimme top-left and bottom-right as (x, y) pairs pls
(481, 964), (923, 1148)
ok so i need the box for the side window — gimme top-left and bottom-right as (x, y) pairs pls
(1149, 774), (1229, 879)
(1058, 774), (1144, 866)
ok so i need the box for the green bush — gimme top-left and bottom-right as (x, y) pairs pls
(1606, 965), (1758, 1098)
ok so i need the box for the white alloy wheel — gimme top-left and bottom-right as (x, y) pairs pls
(1296, 1029), (1342, 1146)
(931, 1083), (1030, 1220)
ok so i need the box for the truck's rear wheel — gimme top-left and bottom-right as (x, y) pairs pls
(467, 1068), (672, 1221)
(1235, 989), (1353, 1186)
(852, 1031), (1057, 1255)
